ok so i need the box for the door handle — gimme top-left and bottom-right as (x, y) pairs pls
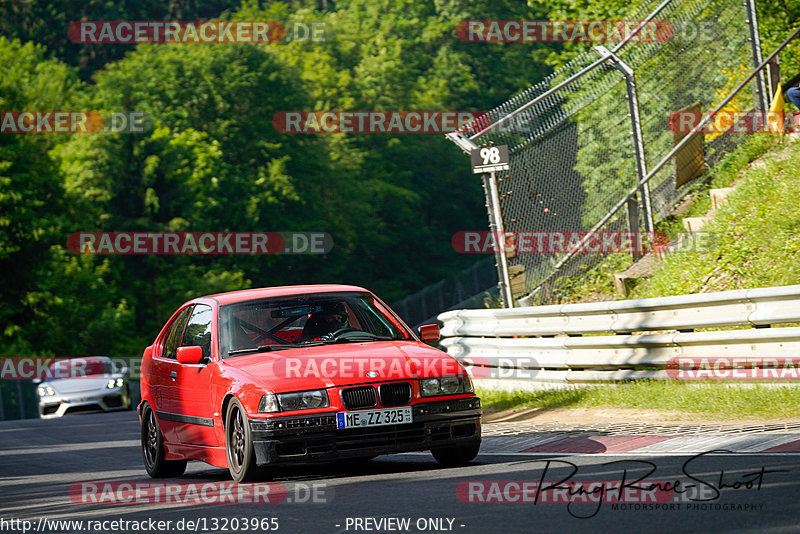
(170, 371), (177, 380)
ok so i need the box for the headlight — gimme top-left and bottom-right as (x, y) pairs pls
(277, 389), (329, 411)
(421, 379), (441, 397)
(107, 379), (116, 389)
(419, 377), (472, 397)
(464, 375), (474, 393)
(37, 386), (55, 397)
(441, 377), (461, 394)
(258, 394), (279, 413)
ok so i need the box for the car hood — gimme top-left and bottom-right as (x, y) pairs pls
(44, 376), (114, 394)
(220, 341), (464, 393)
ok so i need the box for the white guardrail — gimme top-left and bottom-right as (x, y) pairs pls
(437, 285), (800, 387)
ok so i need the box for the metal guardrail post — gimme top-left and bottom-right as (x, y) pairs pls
(744, 0), (769, 112)
(483, 171), (514, 307)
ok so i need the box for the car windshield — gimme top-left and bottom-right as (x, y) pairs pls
(46, 357), (112, 380)
(219, 291), (413, 358)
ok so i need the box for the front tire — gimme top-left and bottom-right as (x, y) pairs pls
(225, 399), (263, 482)
(431, 443), (480, 467)
(141, 403), (187, 478)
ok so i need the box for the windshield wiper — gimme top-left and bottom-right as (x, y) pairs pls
(228, 343), (309, 356)
(324, 333), (395, 343)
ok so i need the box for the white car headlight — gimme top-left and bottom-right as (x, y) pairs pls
(106, 379), (117, 389)
(37, 386), (55, 397)
(419, 377), (471, 397)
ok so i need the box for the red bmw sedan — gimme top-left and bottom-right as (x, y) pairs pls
(139, 284), (481, 481)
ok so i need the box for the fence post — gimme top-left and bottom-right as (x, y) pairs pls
(627, 197), (643, 261)
(483, 171), (514, 308)
(593, 45), (654, 238)
(744, 0), (769, 112)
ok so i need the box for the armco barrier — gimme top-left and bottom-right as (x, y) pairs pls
(438, 285), (800, 387)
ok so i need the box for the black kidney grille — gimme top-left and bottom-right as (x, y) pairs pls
(341, 386), (377, 410)
(379, 382), (412, 407)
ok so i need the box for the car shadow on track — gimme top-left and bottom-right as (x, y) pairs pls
(182, 455), (467, 483)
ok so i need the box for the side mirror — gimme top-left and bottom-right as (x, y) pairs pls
(417, 324), (440, 343)
(177, 346), (204, 365)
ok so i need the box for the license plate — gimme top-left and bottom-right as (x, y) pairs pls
(336, 407), (412, 429)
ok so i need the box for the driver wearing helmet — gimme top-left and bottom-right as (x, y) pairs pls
(301, 302), (349, 341)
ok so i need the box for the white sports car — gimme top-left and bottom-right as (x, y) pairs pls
(35, 356), (133, 418)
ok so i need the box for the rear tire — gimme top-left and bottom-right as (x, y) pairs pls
(431, 443), (480, 467)
(225, 399), (264, 482)
(141, 403), (187, 478)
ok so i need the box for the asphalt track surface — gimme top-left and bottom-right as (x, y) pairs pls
(2, 411), (800, 534)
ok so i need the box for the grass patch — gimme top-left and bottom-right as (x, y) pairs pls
(550, 253), (632, 303)
(634, 136), (800, 297)
(478, 381), (800, 420)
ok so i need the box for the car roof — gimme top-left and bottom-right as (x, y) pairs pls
(201, 284), (371, 306)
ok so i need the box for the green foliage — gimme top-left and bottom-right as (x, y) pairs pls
(634, 136), (800, 297)
(478, 381), (800, 419)
(0, 0), (246, 79)
(0, 1), (555, 357)
(0, 38), (78, 351)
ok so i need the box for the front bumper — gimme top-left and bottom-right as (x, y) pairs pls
(249, 397), (481, 466)
(39, 386), (130, 418)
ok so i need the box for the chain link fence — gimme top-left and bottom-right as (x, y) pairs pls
(453, 0), (767, 305)
(392, 257), (498, 327)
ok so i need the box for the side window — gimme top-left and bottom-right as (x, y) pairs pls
(162, 306), (193, 360)
(180, 304), (213, 361)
